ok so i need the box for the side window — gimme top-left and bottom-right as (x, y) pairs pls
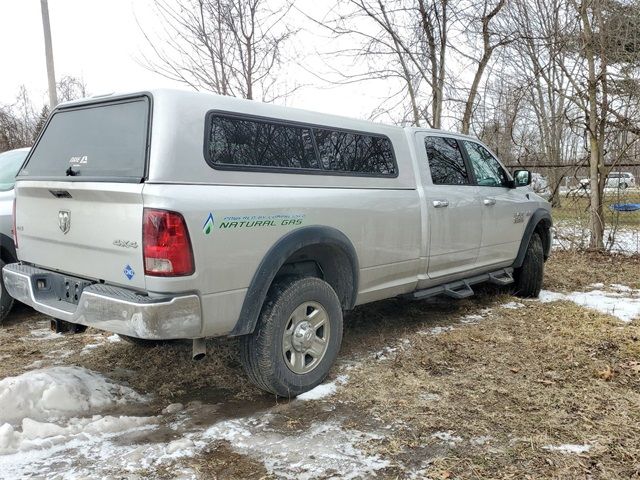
(314, 129), (397, 176)
(424, 136), (470, 185)
(206, 113), (398, 176)
(462, 141), (510, 187)
(207, 115), (318, 169)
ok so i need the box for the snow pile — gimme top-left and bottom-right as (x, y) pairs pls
(538, 286), (640, 322)
(0, 367), (145, 425)
(203, 416), (390, 479)
(543, 443), (591, 454)
(297, 375), (349, 401)
(0, 367), (151, 455)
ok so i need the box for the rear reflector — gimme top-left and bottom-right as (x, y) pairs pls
(143, 208), (194, 276)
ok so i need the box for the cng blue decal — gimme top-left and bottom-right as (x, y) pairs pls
(203, 213), (215, 235)
(123, 264), (135, 280)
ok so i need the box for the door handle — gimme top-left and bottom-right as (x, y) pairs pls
(483, 198), (496, 206)
(432, 200), (449, 208)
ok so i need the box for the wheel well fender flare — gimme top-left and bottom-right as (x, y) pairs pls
(0, 232), (17, 265)
(231, 225), (359, 336)
(513, 208), (552, 268)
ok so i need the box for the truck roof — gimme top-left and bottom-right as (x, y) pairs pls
(57, 88), (479, 142)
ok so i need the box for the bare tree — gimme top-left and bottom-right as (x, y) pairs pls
(56, 75), (88, 103)
(140, 0), (295, 101)
(458, 0), (512, 135)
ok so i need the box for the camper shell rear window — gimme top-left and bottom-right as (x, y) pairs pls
(19, 96), (150, 182)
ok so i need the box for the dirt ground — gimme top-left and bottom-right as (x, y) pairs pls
(1, 250), (639, 479)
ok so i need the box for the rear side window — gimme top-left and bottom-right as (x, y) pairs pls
(205, 113), (397, 177)
(424, 136), (470, 185)
(314, 129), (396, 175)
(207, 115), (317, 169)
(20, 98), (149, 181)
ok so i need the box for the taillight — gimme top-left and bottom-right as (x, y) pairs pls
(12, 198), (18, 249)
(143, 208), (194, 276)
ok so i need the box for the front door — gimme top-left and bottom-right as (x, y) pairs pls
(417, 134), (483, 279)
(460, 140), (529, 267)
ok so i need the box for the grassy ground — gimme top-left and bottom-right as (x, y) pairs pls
(1, 250), (639, 478)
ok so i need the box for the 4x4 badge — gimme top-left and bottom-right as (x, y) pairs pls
(58, 210), (71, 234)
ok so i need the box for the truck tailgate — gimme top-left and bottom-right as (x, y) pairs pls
(15, 181), (145, 289)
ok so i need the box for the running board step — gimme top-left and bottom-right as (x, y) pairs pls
(407, 268), (514, 301)
(488, 270), (514, 286)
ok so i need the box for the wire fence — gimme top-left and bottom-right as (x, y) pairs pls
(549, 184), (640, 255)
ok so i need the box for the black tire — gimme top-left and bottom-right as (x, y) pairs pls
(239, 276), (343, 397)
(0, 259), (14, 324)
(513, 232), (544, 298)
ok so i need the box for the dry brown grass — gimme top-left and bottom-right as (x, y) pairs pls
(1, 251), (639, 478)
(545, 250), (640, 291)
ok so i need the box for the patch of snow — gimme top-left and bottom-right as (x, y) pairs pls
(28, 329), (63, 341)
(80, 344), (101, 355)
(203, 416), (390, 480)
(24, 360), (46, 370)
(460, 314), (484, 324)
(589, 283), (605, 289)
(471, 435), (493, 446)
(106, 334), (121, 343)
(0, 415), (157, 455)
(418, 325), (454, 336)
(419, 392), (441, 402)
(502, 302), (525, 309)
(162, 403), (185, 415)
(537, 288), (640, 322)
(297, 375), (348, 401)
(374, 346), (398, 360)
(432, 431), (463, 446)
(553, 224), (640, 255)
(543, 443), (591, 454)
(538, 290), (568, 303)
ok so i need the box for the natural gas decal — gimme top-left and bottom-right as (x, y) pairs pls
(210, 213), (305, 231)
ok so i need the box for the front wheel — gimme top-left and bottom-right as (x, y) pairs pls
(513, 232), (544, 298)
(239, 276), (343, 397)
(0, 259), (14, 324)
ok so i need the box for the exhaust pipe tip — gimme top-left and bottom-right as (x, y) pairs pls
(192, 338), (206, 361)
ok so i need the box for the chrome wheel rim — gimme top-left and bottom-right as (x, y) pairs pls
(282, 301), (330, 374)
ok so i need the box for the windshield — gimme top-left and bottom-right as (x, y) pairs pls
(0, 149), (29, 191)
(19, 97), (149, 182)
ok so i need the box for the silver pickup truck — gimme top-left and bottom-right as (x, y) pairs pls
(2, 90), (551, 397)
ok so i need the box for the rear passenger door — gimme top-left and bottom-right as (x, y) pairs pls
(418, 134), (483, 279)
(460, 140), (529, 267)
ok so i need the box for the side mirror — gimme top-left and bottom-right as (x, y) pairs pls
(513, 169), (531, 187)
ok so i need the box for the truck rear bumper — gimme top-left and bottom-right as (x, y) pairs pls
(2, 263), (202, 339)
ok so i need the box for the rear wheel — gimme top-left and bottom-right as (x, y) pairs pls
(0, 259), (14, 324)
(239, 276), (343, 397)
(513, 232), (544, 298)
